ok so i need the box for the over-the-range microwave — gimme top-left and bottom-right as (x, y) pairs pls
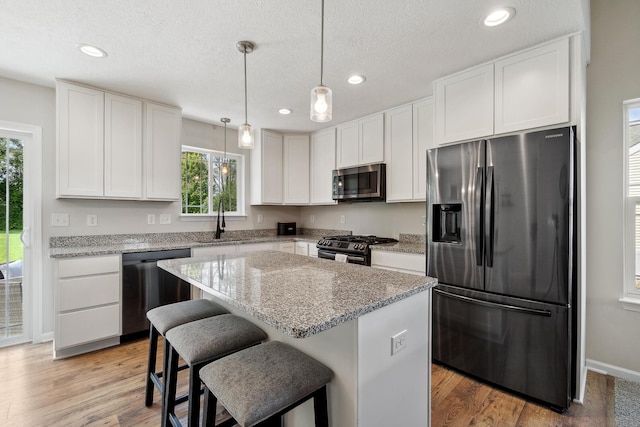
(332, 163), (386, 202)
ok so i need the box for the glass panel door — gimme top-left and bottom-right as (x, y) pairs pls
(0, 132), (25, 345)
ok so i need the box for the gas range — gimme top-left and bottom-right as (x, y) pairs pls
(316, 235), (398, 266)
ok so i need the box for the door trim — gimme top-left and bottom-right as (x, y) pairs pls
(0, 120), (43, 344)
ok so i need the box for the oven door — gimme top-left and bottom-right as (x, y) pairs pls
(317, 249), (368, 265)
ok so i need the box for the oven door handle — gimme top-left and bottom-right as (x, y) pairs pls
(317, 249), (367, 265)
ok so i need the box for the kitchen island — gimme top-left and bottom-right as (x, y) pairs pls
(158, 250), (436, 427)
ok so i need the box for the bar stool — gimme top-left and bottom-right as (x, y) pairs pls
(200, 341), (333, 427)
(145, 299), (229, 407)
(163, 314), (268, 427)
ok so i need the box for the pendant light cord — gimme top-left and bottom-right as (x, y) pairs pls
(320, 0), (325, 86)
(243, 48), (248, 124)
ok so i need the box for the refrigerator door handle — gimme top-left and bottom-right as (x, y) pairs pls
(486, 166), (495, 268)
(434, 288), (552, 317)
(475, 166), (484, 266)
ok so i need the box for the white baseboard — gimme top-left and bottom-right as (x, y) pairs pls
(586, 359), (640, 383)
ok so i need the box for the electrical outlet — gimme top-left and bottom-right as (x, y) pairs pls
(86, 214), (98, 227)
(257, 214), (264, 224)
(147, 214), (156, 225)
(51, 213), (69, 227)
(159, 214), (171, 224)
(391, 330), (408, 355)
(340, 215), (346, 224)
(310, 215), (315, 223)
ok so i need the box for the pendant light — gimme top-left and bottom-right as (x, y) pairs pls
(237, 41), (255, 149)
(220, 117), (230, 176)
(310, 0), (332, 122)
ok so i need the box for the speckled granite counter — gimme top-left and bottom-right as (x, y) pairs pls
(371, 233), (426, 255)
(48, 229), (346, 258)
(158, 250), (436, 338)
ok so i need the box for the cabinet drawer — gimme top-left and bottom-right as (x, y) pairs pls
(58, 255), (120, 278)
(56, 304), (120, 349)
(59, 273), (120, 311)
(371, 251), (426, 275)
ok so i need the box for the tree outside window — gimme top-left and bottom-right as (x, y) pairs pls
(181, 147), (242, 216)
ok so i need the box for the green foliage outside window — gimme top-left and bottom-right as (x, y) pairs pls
(181, 149), (238, 215)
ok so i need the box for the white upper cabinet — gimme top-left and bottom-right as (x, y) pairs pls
(384, 98), (434, 203)
(434, 37), (571, 145)
(310, 128), (337, 205)
(336, 121), (359, 168)
(337, 113), (384, 168)
(144, 102), (182, 200)
(57, 81), (105, 198)
(359, 113), (385, 165)
(104, 93), (143, 198)
(494, 38), (569, 134)
(412, 98), (435, 200)
(385, 104), (414, 202)
(283, 134), (310, 204)
(56, 80), (181, 201)
(251, 130), (284, 205)
(434, 63), (494, 145)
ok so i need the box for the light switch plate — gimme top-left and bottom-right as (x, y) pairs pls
(147, 214), (156, 225)
(257, 214), (264, 224)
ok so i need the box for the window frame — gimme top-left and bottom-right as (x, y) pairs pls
(180, 145), (245, 219)
(622, 98), (640, 310)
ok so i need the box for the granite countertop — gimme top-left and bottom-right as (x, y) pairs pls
(370, 233), (426, 255)
(158, 250), (437, 339)
(47, 229), (341, 258)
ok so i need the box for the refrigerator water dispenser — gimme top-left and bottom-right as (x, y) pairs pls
(432, 203), (462, 243)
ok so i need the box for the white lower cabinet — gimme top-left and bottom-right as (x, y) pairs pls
(278, 242), (295, 254)
(294, 241), (309, 256)
(55, 254), (121, 358)
(371, 251), (426, 276)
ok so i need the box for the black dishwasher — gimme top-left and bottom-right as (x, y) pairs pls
(121, 248), (191, 341)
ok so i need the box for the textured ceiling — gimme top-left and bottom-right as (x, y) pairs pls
(0, 0), (587, 133)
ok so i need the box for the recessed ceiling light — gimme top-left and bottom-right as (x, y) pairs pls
(77, 44), (108, 58)
(279, 108), (292, 115)
(347, 74), (366, 85)
(483, 7), (515, 27)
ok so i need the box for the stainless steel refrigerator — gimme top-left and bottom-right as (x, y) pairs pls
(427, 126), (577, 411)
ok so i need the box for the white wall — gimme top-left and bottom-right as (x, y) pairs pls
(586, 0), (640, 374)
(300, 202), (426, 238)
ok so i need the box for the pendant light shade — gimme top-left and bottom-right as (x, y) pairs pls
(310, 85), (332, 122)
(237, 41), (255, 149)
(221, 117), (230, 176)
(311, 0), (332, 122)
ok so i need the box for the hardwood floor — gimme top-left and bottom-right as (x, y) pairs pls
(0, 339), (614, 426)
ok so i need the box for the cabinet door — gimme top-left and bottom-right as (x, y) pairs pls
(435, 64), (494, 144)
(56, 81), (104, 197)
(261, 130), (284, 204)
(336, 121), (359, 168)
(359, 113), (384, 165)
(57, 305), (120, 349)
(294, 242), (309, 256)
(494, 38), (569, 134)
(104, 93), (143, 198)
(385, 105), (413, 202)
(283, 135), (310, 204)
(412, 98), (434, 200)
(144, 102), (182, 200)
(310, 128), (336, 204)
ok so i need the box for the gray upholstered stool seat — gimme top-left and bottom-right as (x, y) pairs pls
(145, 299), (228, 407)
(163, 314), (268, 427)
(200, 341), (333, 427)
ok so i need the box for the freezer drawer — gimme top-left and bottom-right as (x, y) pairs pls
(432, 284), (571, 411)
